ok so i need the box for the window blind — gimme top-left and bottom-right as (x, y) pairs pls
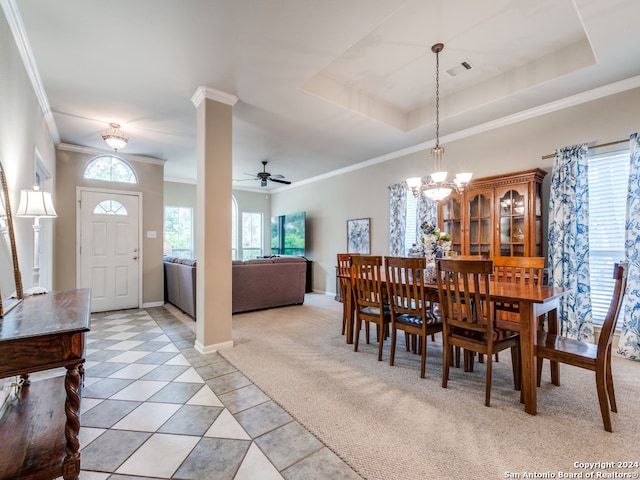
(588, 150), (629, 324)
(404, 193), (418, 256)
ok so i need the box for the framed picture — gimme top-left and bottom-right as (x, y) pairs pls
(347, 218), (370, 254)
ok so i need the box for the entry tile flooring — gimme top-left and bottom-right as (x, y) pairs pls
(46, 306), (362, 480)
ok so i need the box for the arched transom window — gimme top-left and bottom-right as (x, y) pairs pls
(93, 200), (128, 215)
(84, 155), (137, 184)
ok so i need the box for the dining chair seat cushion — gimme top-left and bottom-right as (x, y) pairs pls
(395, 312), (440, 327)
(359, 305), (390, 316)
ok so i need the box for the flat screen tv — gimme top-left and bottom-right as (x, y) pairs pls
(271, 211), (305, 256)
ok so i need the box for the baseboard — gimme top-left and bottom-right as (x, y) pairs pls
(194, 339), (234, 354)
(142, 301), (165, 308)
(594, 326), (625, 357)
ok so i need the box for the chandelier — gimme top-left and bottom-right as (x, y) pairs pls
(101, 123), (129, 152)
(407, 43), (472, 201)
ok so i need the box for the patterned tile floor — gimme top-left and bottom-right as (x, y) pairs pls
(47, 306), (362, 480)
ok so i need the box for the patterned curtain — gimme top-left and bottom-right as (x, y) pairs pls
(388, 182), (407, 256)
(548, 144), (594, 341)
(417, 178), (438, 229)
(618, 133), (640, 359)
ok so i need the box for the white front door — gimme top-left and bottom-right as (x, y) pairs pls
(79, 190), (140, 312)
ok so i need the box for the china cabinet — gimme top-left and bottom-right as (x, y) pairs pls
(438, 168), (547, 257)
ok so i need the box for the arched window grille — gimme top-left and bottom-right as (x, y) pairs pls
(93, 200), (128, 215)
(83, 155), (137, 184)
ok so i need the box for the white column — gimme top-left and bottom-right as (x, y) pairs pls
(191, 87), (238, 353)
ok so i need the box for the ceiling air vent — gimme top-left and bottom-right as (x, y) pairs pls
(446, 61), (473, 78)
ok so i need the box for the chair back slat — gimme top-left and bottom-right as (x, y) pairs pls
(385, 256), (427, 317)
(491, 256), (545, 318)
(491, 256), (545, 285)
(437, 258), (494, 335)
(337, 253), (359, 302)
(351, 255), (385, 310)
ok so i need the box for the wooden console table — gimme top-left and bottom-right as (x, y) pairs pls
(0, 289), (91, 480)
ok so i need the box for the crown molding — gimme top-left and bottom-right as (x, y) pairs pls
(1, 0), (60, 144)
(291, 74), (640, 189)
(191, 86), (239, 108)
(164, 176), (196, 185)
(57, 142), (165, 165)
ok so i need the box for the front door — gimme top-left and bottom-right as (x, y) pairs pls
(79, 189), (140, 312)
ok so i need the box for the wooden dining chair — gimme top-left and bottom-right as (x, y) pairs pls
(436, 258), (521, 406)
(491, 256), (546, 333)
(385, 256), (443, 378)
(487, 256), (545, 376)
(350, 255), (390, 361)
(337, 253), (360, 337)
(536, 262), (628, 432)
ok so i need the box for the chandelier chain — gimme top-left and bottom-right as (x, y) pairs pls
(405, 42), (472, 201)
(435, 47), (440, 148)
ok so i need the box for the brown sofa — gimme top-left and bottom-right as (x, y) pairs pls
(232, 256), (307, 313)
(164, 257), (197, 318)
(164, 256), (307, 317)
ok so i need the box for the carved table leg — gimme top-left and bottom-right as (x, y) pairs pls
(62, 362), (83, 480)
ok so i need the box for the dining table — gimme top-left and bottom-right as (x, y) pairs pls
(341, 269), (569, 415)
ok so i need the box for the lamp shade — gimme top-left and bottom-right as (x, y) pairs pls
(16, 188), (57, 218)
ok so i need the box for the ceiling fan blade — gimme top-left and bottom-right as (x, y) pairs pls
(233, 178), (257, 182)
(269, 177), (291, 185)
(272, 174), (285, 179)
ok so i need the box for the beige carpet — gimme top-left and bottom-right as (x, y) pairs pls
(217, 294), (640, 480)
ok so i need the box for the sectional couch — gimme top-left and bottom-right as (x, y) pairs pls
(164, 255), (307, 317)
(163, 257), (197, 318)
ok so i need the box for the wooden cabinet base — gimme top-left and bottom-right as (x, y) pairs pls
(0, 376), (81, 480)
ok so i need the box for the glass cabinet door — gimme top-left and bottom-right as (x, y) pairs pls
(467, 189), (493, 256)
(498, 188), (526, 256)
(439, 194), (462, 255)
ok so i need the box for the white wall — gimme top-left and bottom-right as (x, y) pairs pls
(0, 12), (57, 293)
(272, 87), (640, 295)
(232, 189), (271, 256)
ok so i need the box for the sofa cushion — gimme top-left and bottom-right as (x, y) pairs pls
(244, 258), (274, 265)
(272, 256), (306, 264)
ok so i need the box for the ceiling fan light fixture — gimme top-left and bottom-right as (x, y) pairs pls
(101, 123), (129, 152)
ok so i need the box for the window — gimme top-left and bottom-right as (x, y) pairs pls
(232, 196), (238, 260)
(164, 206), (193, 258)
(404, 192), (418, 256)
(84, 155), (137, 184)
(94, 200), (127, 215)
(242, 212), (263, 260)
(588, 149), (629, 324)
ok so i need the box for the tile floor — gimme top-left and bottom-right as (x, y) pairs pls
(48, 306), (362, 480)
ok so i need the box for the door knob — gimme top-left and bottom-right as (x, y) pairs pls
(133, 256), (138, 260)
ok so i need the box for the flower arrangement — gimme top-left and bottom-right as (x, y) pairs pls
(409, 222), (452, 259)
(409, 222), (452, 283)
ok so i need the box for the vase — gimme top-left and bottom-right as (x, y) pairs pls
(424, 261), (437, 284)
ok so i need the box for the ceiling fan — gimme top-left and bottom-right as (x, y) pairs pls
(240, 160), (291, 187)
